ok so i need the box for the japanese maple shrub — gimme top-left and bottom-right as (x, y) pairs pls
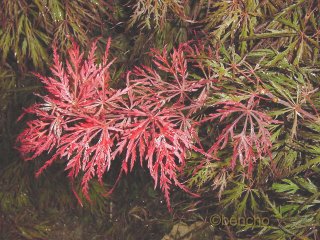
(16, 39), (277, 210)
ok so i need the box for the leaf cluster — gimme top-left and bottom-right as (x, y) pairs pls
(1, 0), (320, 239)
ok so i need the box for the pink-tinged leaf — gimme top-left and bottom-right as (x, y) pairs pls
(202, 94), (276, 175)
(16, 38), (129, 201)
(17, 40), (220, 211)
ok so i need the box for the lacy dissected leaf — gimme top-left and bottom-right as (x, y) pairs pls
(17, 39), (205, 210)
(16, 38), (128, 201)
(114, 101), (196, 209)
(130, 44), (211, 107)
(203, 94), (277, 174)
(128, 0), (187, 29)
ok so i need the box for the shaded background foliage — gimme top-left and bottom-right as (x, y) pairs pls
(0, 0), (319, 239)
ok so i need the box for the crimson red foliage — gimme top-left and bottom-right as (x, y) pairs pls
(16, 39), (276, 210)
(201, 94), (277, 175)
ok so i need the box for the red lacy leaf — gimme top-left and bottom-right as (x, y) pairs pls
(16, 39), (277, 211)
(202, 94), (276, 175)
(17, 38), (127, 201)
(16, 40), (206, 210)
